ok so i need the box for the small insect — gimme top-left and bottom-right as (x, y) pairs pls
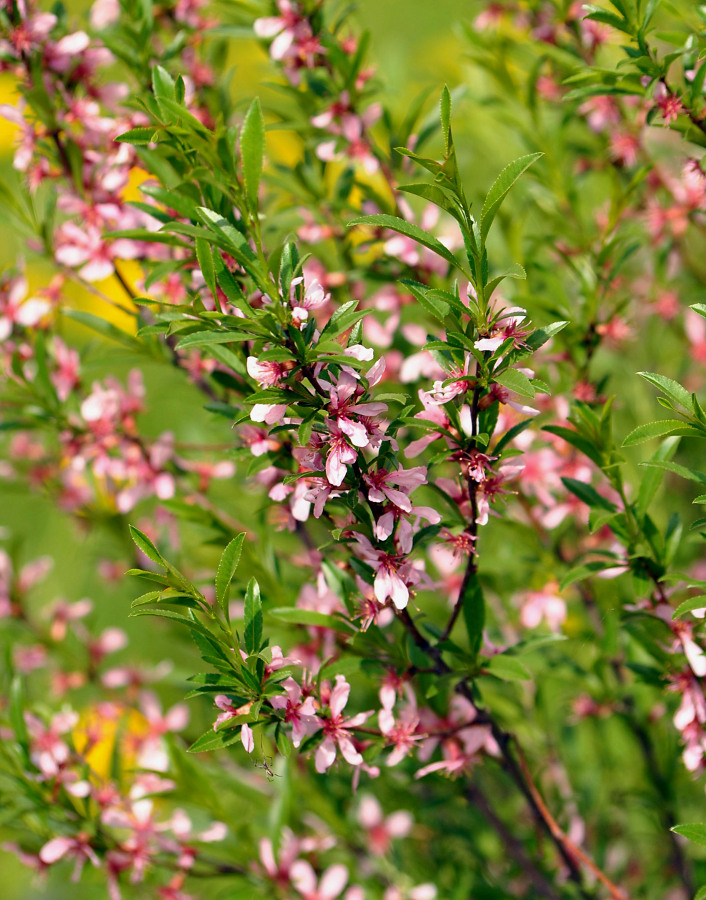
(253, 737), (280, 780)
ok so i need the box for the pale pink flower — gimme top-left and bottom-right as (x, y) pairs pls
(357, 795), (412, 854)
(270, 677), (320, 747)
(519, 582), (566, 632)
(39, 833), (100, 880)
(291, 860), (349, 900)
(315, 676), (372, 772)
(325, 422), (358, 486)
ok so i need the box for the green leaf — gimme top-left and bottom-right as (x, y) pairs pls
(152, 65), (176, 101)
(129, 525), (164, 565)
(494, 368), (535, 398)
(397, 182), (464, 225)
(671, 595), (706, 620)
(244, 577), (263, 655)
(524, 321), (569, 352)
(115, 127), (159, 145)
(402, 279), (451, 324)
(690, 303), (706, 320)
(440, 84), (452, 154)
(695, 887), (706, 900)
(639, 372), (692, 410)
(10, 677), (29, 753)
(195, 238), (217, 299)
(560, 561), (619, 590)
(215, 534), (246, 621)
(128, 608), (224, 646)
(582, 5), (633, 33)
(623, 419), (696, 446)
(672, 824), (706, 847)
(461, 572), (485, 662)
(240, 97), (265, 211)
(188, 725), (244, 753)
(485, 654), (531, 681)
(63, 309), (140, 349)
(640, 460), (706, 485)
(269, 608), (355, 633)
(561, 477), (617, 511)
(480, 152), (542, 243)
(349, 214), (464, 273)
(175, 330), (254, 350)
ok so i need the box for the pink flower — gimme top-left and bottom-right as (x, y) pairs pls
(26, 709), (79, 777)
(136, 691), (189, 771)
(39, 833), (100, 881)
(353, 534), (421, 610)
(291, 860), (349, 900)
(270, 676), (320, 747)
(55, 222), (140, 282)
(325, 422), (358, 486)
(315, 676), (372, 772)
(519, 581), (566, 632)
(254, 1), (310, 62)
(247, 355), (287, 386)
(357, 795), (412, 854)
(363, 466), (427, 513)
(0, 272), (51, 340)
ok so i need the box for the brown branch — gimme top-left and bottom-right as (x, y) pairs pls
(466, 783), (565, 900)
(396, 606), (628, 898)
(512, 739), (629, 900)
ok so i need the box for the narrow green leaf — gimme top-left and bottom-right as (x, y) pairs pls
(10, 677), (29, 753)
(115, 127), (159, 145)
(623, 419), (694, 446)
(244, 577), (263, 655)
(397, 182), (464, 225)
(485, 655), (531, 681)
(561, 477), (617, 511)
(494, 368), (535, 398)
(440, 85), (452, 154)
(349, 214), (464, 273)
(195, 238), (217, 299)
(129, 525), (164, 565)
(175, 330), (254, 350)
(240, 97), (265, 211)
(63, 310), (140, 349)
(152, 65), (176, 100)
(639, 372), (692, 410)
(480, 152), (542, 243)
(524, 321), (569, 352)
(269, 608), (355, 633)
(640, 460), (706, 485)
(129, 608), (225, 645)
(188, 726), (243, 753)
(461, 572), (485, 662)
(671, 824), (706, 847)
(216, 534), (246, 621)
(671, 595), (706, 620)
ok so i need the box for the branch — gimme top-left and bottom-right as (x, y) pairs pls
(465, 783), (565, 900)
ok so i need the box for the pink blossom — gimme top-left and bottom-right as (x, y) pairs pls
(315, 675), (372, 772)
(39, 833), (100, 880)
(26, 709), (79, 777)
(325, 422), (358, 486)
(357, 794), (412, 854)
(270, 676), (320, 747)
(291, 860), (349, 900)
(519, 581), (566, 632)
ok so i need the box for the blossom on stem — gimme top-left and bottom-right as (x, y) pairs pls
(315, 675), (372, 772)
(269, 676), (320, 747)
